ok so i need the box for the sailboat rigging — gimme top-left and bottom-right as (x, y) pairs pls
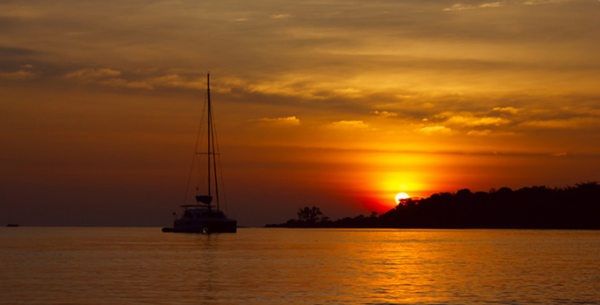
(162, 73), (237, 233)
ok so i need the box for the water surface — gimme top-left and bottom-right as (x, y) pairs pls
(1, 228), (599, 304)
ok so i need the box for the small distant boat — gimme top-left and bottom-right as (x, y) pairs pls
(6, 224), (19, 227)
(163, 73), (237, 234)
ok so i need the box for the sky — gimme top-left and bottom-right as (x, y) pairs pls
(1, 0), (600, 227)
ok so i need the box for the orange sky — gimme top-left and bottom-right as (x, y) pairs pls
(1, 0), (600, 226)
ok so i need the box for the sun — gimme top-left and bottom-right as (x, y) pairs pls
(395, 192), (410, 204)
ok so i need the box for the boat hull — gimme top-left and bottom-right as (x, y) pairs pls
(204, 220), (237, 233)
(168, 218), (237, 234)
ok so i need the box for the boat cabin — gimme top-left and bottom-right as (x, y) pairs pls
(183, 209), (227, 219)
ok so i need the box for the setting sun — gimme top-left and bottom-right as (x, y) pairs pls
(395, 192), (410, 204)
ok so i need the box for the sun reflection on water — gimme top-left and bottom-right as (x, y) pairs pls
(1, 228), (600, 304)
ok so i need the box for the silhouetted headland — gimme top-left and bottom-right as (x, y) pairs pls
(266, 182), (600, 229)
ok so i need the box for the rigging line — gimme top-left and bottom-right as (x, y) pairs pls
(196, 95), (208, 194)
(182, 89), (208, 206)
(208, 82), (220, 210)
(198, 89), (209, 193)
(211, 113), (220, 210)
(217, 145), (229, 215)
(212, 111), (229, 215)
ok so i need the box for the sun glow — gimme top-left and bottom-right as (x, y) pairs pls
(395, 192), (410, 204)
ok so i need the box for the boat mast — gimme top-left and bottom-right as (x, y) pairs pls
(207, 73), (211, 206)
(206, 72), (220, 210)
(211, 106), (220, 211)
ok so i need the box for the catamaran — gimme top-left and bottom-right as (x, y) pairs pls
(163, 73), (237, 233)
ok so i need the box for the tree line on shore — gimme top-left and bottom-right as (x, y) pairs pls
(265, 182), (600, 229)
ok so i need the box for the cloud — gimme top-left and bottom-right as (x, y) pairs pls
(148, 74), (204, 90)
(467, 129), (492, 136)
(480, 1), (505, 8)
(0, 70), (37, 80)
(520, 117), (600, 129)
(272, 14), (291, 19)
(64, 68), (153, 90)
(133, 68), (158, 75)
(64, 68), (121, 80)
(145, 74), (235, 93)
(97, 78), (154, 90)
(328, 120), (370, 130)
(252, 116), (300, 126)
(0, 45), (39, 57)
(552, 152), (568, 157)
(64, 70), (233, 92)
(440, 113), (511, 127)
(371, 111), (398, 118)
(418, 125), (453, 135)
(443, 0), (571, 11)
(492, 107), (519, 114)
(521, 0), (573, 5)
(443, 3), (476, 11)
(443, 2), (505, 11)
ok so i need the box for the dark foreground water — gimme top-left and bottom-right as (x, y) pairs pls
(1, 228), (599, 304)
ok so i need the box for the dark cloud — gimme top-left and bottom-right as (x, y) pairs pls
(0, 45), (40, 56)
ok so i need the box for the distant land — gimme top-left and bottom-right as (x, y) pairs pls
(266, 182), (600, 229)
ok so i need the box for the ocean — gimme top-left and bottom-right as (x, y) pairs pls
(1, 228), (599, 304)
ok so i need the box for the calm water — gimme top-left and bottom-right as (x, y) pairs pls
(1, 228), (599, 305)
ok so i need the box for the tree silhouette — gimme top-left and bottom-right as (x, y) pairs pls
(297, 206), (324, 224)
(266, 182), (600, 229)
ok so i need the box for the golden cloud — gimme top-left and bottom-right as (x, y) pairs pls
(328, 120), (370, 130)
(64, 68), (152, 90)
(371, 111), (398, 118)
(467, 129), (492, 136)
(0, 70), (38, 80)
(492, 107), (519, 114)
(253, 116), (300, 126)
(148, 74), (204, 90)
(445, 115), (511, 127)
(97, 78), (153, 90)
(443, 0), (572, 11)
(418, 125), (453, 135)
(480, 2), (505, 8)
(64, 68), (121, 80)
(521, 0), (573, 5)
(443, 2), (505, 11)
